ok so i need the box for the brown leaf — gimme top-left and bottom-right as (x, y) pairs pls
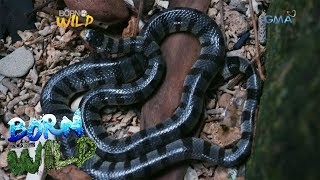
(122, 16), (139, 38)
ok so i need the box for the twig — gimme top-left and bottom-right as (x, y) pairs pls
(218, 74), (243, 94)
(228, 74), (243, 88)
(24, 82), (42, 94)
(135, 0), (144, 36)
(40, 26), (58, 60)
(249, 0), (266, 80)
(205, 116), (224, 123)
(1, 78), (19, 96)
(7, 93), (31, 110)
(219, 0), (226, 44)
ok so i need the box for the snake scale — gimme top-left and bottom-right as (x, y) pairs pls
(40, 8), (260, 179)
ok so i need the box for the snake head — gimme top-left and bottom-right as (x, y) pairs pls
(80, 29), (109, 53)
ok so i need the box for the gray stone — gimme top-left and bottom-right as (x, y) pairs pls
(227, 48), (246, 58)
(229, 0), (247, 14)
(0, 46), (34, 77)
(225, 10), (249, 36)
(184, 167), (199, 180)
(0, 83), (8, 95)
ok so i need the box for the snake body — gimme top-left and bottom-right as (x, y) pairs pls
(40, 8), (260, 179)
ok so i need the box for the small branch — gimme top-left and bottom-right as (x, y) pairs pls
(135, 0), (144, 35)
(205, 116), (224, 123)
(40, 26), (58, 60)
(219, 0), (226, 44)
(7, 93), (31, 110)
(249, 0), (266, 81)
(226, 74), (243, 89)
(24, 82), (42, 94)
(218, 74), (243, 94)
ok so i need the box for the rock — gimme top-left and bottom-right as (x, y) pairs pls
(19, 89), (27, 96)
(34, 101), (42, 115)
(0, 46), (34, 77)
(218, 93), (233, 108)
(0, 92), (5, 100)
(3, 111), (15, 125)
(202, 123), (212, 134)
(25, 106), (35, 118)
(0, 83), (8, 95)
(258, 12), (267, 44)
(132, 117), (138, 126)
(229, 0), (247, 14)
(70, 95), (83, 112)
(210, 123), (241, 147)
(14, 106), (26, 116)
(113, 111), (122, 118)
(227, 168), (238, 180)
(26, 67), (39, 84)
(225, 10), (249, 36)
(226, 48), (246, 58)
(7, 93), (31, 110)
(193, 163), (214, 177)
(1, 78), (19, 96)
(39, 25), (57, 36)
(154, 0), (169, 9)
(30, 94), (41, 106)
(122, 110), (136, 124)
(213, 167), (229, 180)
(208, 7), (218, 18)
(0, 169), (9, 180)
(206, 99), (216, 109)
(107, 124), (121, 133)
(184, 167), (199, 180)
(0, 122), (10, 139)
(0, 151), (8, 168)
(245, 0), (261, 16)
(128, 126), (140, 134)
(207, 108), (224, 115)
(102, 114), (112, 122)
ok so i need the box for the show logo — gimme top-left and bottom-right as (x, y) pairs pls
(56, 9), (94, 28)
(6, 109), (96, 175)
(264, 10), (296, 24)
(8, 109), (83, 142)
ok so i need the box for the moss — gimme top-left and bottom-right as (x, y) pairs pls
(7, 143), (42, 176)
(247, 0), (320, 179)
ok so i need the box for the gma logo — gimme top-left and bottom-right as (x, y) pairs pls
(56, 10), (94, 28)
(264, 15), (293, 24)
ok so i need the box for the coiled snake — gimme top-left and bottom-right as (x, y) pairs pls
(40, 7), (260, 179)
